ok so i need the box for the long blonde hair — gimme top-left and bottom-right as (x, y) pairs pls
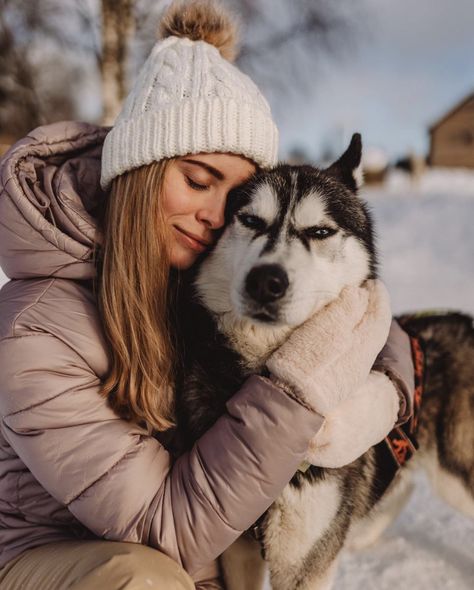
(94, 159), (177, 433)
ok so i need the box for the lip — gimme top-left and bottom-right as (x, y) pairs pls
(173, 226), (211, 253)
(252, 311), (276, 323)
(246, 303), (279, 323)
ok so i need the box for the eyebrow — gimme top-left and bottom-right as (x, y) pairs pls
(181, 158), (225, 180)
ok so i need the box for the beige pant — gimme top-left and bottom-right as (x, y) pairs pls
(0, 540), (199, 589)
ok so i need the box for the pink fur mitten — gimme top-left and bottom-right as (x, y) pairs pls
(305, 371), (400, 467)
(266, 279), (392, 416)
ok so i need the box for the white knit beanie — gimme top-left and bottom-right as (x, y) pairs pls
(100, 0), (279, 189)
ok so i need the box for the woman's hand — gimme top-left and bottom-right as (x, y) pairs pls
(305, 371), (399, 467)
(266, 279), (392, 417)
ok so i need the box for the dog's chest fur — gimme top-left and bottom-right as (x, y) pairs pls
(173, 282), (293, 451)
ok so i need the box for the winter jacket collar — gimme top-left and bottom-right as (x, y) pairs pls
(0, 121), (109, 280)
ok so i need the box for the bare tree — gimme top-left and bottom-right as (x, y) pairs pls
(235, 0), (363, 102)
(0, 0), (365, 134)
(0, 0), (43, 136)
(101, 0), (135, 124)
(0, 0), (95, 138)
(133, 0), (364, 103)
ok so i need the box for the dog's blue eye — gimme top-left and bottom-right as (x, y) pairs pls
(238, 214), (267, 232)
(304, 226), (337, 239)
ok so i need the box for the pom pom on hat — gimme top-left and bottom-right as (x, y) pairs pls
(159, 0), (239, 62)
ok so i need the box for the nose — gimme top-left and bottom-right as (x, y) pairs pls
(245, 265), (289, 304)
(196, 193), (226, 230)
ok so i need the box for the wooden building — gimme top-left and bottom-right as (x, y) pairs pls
(429, 91), (474, 168)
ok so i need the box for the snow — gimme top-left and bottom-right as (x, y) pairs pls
(333, 471), (474, 589)
(1, 167), (473, 587)
(362, 146), (389, 172)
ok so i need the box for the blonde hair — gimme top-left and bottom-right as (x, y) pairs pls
(94, 159), (177, 433)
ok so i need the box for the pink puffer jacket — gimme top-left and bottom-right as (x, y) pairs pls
(0, 121), (414, 588)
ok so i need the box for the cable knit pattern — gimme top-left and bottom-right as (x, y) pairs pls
(100, 37), (278, 188)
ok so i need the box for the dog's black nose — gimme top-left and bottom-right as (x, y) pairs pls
(245, 265), (289, 303)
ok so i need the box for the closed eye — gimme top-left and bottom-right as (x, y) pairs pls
(185, 175), (209, 191)
(238, 213), (267, 232)
(303, 226), (338, 240)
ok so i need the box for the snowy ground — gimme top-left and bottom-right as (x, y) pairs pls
(1, 167), (473, 587)
(264, 470), (474, 589)
(334, 470), (474, 589)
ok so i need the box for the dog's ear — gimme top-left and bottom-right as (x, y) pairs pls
(324, 133), (363, 193)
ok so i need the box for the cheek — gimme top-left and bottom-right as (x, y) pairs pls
(163, 192), (189, 218)
(162, 176), (194, 218)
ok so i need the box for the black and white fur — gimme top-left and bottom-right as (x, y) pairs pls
(173, 134), (474, 590)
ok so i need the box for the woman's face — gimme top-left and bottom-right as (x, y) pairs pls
(162, 152), (257, 269)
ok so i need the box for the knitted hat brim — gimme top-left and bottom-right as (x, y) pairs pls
(100, 97), (278, 189)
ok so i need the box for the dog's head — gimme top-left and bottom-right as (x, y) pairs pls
(194, 133), (377, 330)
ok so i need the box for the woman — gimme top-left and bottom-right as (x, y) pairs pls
(0, 1), (414, 588)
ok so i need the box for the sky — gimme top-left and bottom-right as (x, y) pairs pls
(273, 0), (474, 163)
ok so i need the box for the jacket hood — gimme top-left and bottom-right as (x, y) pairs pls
(0, 121), (109, 280)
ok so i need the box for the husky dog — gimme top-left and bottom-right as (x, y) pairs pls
(173, 134), (474, 590)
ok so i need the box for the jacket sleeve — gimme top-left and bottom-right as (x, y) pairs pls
(0, 333), (323, 577)
(372, 318), (415, 426)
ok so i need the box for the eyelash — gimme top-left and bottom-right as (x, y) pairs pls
(185, 175), (209, 191)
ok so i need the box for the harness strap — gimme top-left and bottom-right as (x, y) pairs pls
(384, 334), (425, 468)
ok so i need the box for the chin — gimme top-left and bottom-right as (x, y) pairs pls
(169, 249), (199, 270)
